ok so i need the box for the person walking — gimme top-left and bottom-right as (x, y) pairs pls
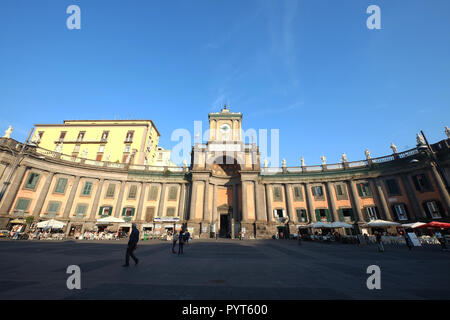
(184, 230), (190, 246)
(178, 231), (185, 255)
(297, 230), (302, 245)
(123, 223), (139, 267)
(375, 231), (384, 252)
(402, 232), (412, 251)
(172, 231), (179, 253)
(435, 231), (448, 251)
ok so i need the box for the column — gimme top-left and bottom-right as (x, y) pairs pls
(284, 184), (294, 222)
(348, 180), (365, 222)
(241, 181), (248, 222)
(157, 183), (167, 217)
(189, 181), (199, 221)
(430, 164), (450, 215)
(212, 184), (218, 224)
(400, 174), (423, 219)
(0, 165), (27, 214)
(136, 182), (147, 221)
(32, 171), (55, 218)
(114, 181), (126, 218)
(373, 178), (393, 221)
(233, 183), (239, 221)
(255, 183), (267, 222)
(178, 183), (186, 220)
(88, 178), (104, 220)
(325, 182), (339, 222)
(202, 180), (210, 221)
(63, 176), (81, 219)
(265, 184), (274, 222)
(304, 183), (316, 223)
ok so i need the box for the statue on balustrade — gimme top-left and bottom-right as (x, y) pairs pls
(2, 126), (12, 138)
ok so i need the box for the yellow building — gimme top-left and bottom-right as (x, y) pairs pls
(31, 120), (160, 165)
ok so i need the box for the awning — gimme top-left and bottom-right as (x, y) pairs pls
(330, 222), (353, 228)
(416, 221), (450, 229)
(36, 219), (66, 229)
(362, 219), (401, 228)
(96, 216), (125, 224)
(402, 222), (426, 229)
(9, 219), (26, 224)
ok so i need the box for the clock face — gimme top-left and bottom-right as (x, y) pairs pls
(220, 124), (231, 133)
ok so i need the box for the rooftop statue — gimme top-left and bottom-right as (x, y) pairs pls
(320, 156), (326, 165)
(341, 153), (348, 163)
(445, 126), (450, 139)
(416, 133), (425, 145)
(263, 159), (268, 168)
(365, 149), (371, 159)
(282, 159), (286, 167)
(390, 143), (398, 154)
(2, 126), (12, 138)
(300, 157), (305, 167)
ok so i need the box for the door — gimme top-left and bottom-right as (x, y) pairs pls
(219, 214), (230, 238)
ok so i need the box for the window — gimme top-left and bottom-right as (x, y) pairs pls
(81, 181), (93, 196)
(312, 186), (324, 199)
(168, 186), (178, 201)
(125, 131), (134, 142)
(101, 131), (109, 141)
(145, 207), (155, 222)
(425, 201), (442, 219)
(272, 186), (283, 202)
(99, 206), (113, 216)
(122, 207), (135, 217)
(385, 179), (401, 196)
(128, 185), (138, 199)
(273, 209), (284, 218)
(412, 174), (432, 192)
(148, 186), (159, 201)
(73, 145), (80, 153)
(365, 207), (379, 221)
(105, 184), (116, 198)
(124, 145), (131, 153)
(98, 145), (105, 153)
(14, 198), (31, 212)
(166, 207), (176, 216)
(357, 182), (372, 197)
(59, 131), (66, 141)
(296, 209), (307, 223)
(315, 209), (331, 222)
(393, 204), (408, 221)
(335, 184), (348, 200)
(75, 204), (88, 216)
(293, 186), (303, 201)
(47, 202), (61, 215)
(24, 172), (40, 190)
(339, 208), (354, 223)
(54, 178), (68, 194)
(77, 131), (85, 142)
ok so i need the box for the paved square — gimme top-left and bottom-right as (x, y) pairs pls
(1, 239), (449, 299)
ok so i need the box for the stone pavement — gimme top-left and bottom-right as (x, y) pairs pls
(0, 239), (449, 299)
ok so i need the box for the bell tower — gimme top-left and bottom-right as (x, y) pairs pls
(208, 105), (242, 142)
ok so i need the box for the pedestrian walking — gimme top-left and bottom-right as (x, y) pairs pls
(402, 232), (412, 251)
(297, 230), (302, 245)
(123, 223), (139, 267)
(178, 231), (185, 255)
(435, 231), (448, 251)
(172, 231), (179, 253)
(375, 231), (384, 252)
(184, 230), (190, 246)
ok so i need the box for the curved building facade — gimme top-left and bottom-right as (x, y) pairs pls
(0, 108), (449, 239)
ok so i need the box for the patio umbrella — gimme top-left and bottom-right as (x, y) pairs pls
(310, 222), (333, 228)
(402, 222), (426, 229)
(96, 216), (125, 224)
(36, 219), (66, 229)
(330, 221), (353, 228)
(362, 219), (401, 228)
(416, 221), (450, 229)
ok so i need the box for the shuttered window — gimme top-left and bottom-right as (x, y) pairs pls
(105, 184), (116, 198)
(296, 209), (307, 223)
(293, 186), (303, 201)
(145, 207), (155, 222)
(272, 186), (283, 201)
(357, 183), (372, 197)
(24, 172), (40, 190)
(14, 198), (31, 212)
(168, 186), (178, 201)
(81, 182), (93, 196)
(385, 179), (401, 196)
(47, 202), (61, 214)
(54, 178), (68, 194)
(75, 204), (88, 216)
(128, 185), (138, 199)
(122, 207), (135, 216)
(166, 207), (176, 216)
(99, 206), (113, 216)
(148, 186), (159, 201)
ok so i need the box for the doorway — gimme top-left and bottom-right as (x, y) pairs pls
(219, 213), (230, 238)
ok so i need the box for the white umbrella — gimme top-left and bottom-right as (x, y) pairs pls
(96, 216), (126, 224)
(311, 222), (333, 228)
(402, 222), (426, 229)
(36, 219), (66, 229)
(330, 221), (353, 228)
(362, 219), (401, 228)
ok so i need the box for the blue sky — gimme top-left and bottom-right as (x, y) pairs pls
(0, 0), (449, 166)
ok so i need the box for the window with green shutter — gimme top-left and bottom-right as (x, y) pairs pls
(122, 207), (135, 216)
(357, 182), (372, 197)
(296, 209), (307, 223)
(339, 208), (345, 222)
(24, 172), (40, 190)
(325, 209), (332, 222)
(312, 186), (324, 199)
(315, 209), (321, 221)
(385, 179), (401, 196)
(293, 186), (303, 201)
(168, 186), (178, 201)
(14, 198), (31, 212)
(54, 178), (68, 194)
(335, 184), (348, 200)
(148, 185), (159, 201)
(339, 208), (354, 223)
(99, 206), (113, 216)
(75, 204), (88, 216)
(81, 181), (93, 196)
(128, 185), (137, 199)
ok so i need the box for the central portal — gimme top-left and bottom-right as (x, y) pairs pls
(219, 213), (230, 238)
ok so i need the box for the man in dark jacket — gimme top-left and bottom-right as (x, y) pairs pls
(123, 224), (139, 267)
